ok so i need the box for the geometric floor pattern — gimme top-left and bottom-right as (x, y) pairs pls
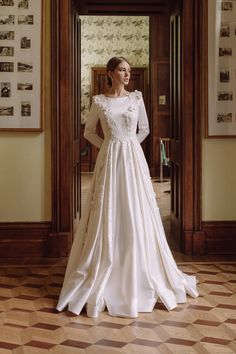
(0, 261), (236, 353)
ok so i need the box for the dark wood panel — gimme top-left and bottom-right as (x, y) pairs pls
(75, 0), (170, 15)
(0, 222), (51, 257)
(51, 0), (73, 246)
(158, 114), (171, 137)
(155, 16), (171, 58)
(72, 14), (81, 223)
(202, 221), (236, 254)
(149, 15), (170, 178)
(181, 0), (194, 234)
(156, 62), (170, 112)
(170, 12), (181, 249)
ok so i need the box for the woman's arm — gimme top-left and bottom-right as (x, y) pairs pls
(136, 94), (150, 144)
(84, 100), (104, 149)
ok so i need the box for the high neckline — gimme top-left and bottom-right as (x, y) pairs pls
(103, 94), (130, 99)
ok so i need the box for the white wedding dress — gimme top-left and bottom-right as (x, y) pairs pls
(56, 90), (198, 318)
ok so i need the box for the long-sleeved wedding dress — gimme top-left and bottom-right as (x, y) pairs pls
(56, 90), (198, 318)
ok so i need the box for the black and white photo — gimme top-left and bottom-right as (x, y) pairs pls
(18, 0), (29, 9)
(220, 1), (233, 11)
(0, 15), (15, 25)
(21, 102), (31, 116)
(0, 83), (11, 97)
(17, 83), (33, 91)
(18, 14), (33, 25)
(219, 68), (230, 82)
(0, 46), (14, 56)
(218, 91), (233, 101)
(0, 62), (14, 72)
(219, 47), (232, 56)
(17, 62), (33, 72)
(0, 106), (14, 116)
(217, 113), (232, 123)
(20, 36), (31, 49)
(220, 23), (230, 37)
(0, 0), (14, 6)
(0, 31), (14, 40)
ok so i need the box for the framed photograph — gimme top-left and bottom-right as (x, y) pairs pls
(0, 0), (44, 131)
(220, 22), (230, 37)
(220, 1), (233, 11)
(0, 0), (14, 5)
(1, 82), (11, 97)
(0, 30), (14, 39)
(206, 0), (236, 137)
(18, 0), (29, 9)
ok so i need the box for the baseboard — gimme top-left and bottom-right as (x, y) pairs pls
(47, 232), (72, 257)
(202, 221), (236, 254)
(0, 222), (51, 257)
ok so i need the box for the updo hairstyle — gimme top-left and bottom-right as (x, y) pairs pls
(106, 56), (130, 87)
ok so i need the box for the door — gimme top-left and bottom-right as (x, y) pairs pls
(72, 13), (81, 232)
(51, 0), (203, 256)
(170, 13), (181, 248)
(50, 0), (81, 256)
(169, 0), (203, 254)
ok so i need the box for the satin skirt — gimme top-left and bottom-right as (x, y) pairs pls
(56, 137), (198, 318)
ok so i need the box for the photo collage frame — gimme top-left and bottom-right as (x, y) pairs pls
(0, 0), (43, 131)
(207, 0), (236, 137)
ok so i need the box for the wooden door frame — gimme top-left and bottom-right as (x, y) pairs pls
(49, 0), (74, 257)
(50, 0), (205, 256)
(180, 0), (205, 254)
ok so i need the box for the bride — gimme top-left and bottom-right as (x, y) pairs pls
(56, 56), (198, 318)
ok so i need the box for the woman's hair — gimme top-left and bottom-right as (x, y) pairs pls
(106, 56), (130, 87)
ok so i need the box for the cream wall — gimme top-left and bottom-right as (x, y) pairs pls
(202, 139), (236, 221)
(0, 1), (51, 222)
(202, 1), (236, 221)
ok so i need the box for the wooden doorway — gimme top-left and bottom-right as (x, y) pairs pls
(50, 0), (204, 256)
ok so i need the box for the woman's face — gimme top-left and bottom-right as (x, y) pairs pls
(109, 61), (131, 86)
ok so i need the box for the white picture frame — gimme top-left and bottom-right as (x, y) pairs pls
(206, 0), (236, 137)
(0, 0), (44, 131)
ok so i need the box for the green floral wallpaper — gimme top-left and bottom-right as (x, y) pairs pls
(81, 16), (149, 123)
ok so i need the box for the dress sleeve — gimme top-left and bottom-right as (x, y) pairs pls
(136, 93), (150, 144)
(84, 99), (104, 149)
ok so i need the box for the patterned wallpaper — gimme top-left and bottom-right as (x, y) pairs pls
(80, 16), (149, 123)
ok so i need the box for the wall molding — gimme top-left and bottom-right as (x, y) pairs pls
(0, 222), (51, 257)
(202, 221), (236, 254)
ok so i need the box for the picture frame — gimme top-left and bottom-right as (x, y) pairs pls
(0, 0), (44, 131)
(206, 0), (236, 137)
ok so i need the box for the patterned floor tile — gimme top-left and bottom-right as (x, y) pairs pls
(0, 261), (236, 353)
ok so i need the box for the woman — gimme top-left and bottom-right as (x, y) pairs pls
(56, 56), (198, 318)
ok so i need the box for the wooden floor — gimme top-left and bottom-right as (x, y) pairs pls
(0, 260), (236, 353)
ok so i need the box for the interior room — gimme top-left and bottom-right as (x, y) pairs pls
(0, 0), (235, 352)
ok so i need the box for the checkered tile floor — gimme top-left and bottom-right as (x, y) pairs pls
(0, 261), (236, 353)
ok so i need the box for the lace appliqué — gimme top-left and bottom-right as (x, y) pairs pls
(93, 95), (117, 137)
(122, 91), (141, 131)
(92, 91), (142, 143)
(122, 104), (135, 131)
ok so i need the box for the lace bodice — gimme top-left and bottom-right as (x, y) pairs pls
(84, 90), (149, 148)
